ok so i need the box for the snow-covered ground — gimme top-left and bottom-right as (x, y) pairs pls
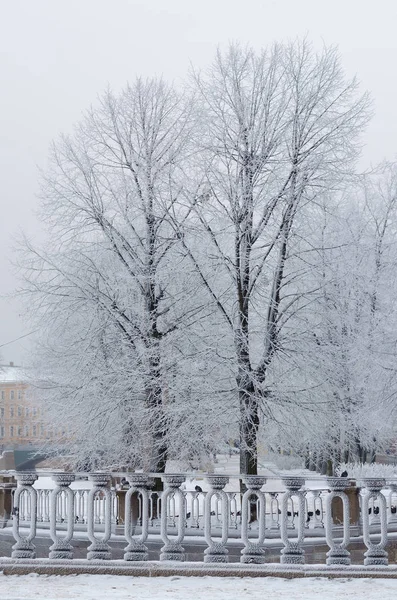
(1, 574), (397, 599)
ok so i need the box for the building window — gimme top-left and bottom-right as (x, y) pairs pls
(33, 407), (37, 417)
(1, 391), (4, 400)
(10, 426), (14, 437)
(18, 406), (22, 417)
(0, 407), (4, 418)
(18, 426), (22, 436)
(10, 406), (14, 418)
(32, 425), (37, 436)
(0, 426), (4, 437)
(24, 425), (29, 437)
(25, 407), (29, 417)
(17, 390), (22, 400)
(10, 390), (14, 400)
(40, 424), (44, 436)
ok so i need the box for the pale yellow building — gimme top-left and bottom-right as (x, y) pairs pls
(0, 362), (48, 449)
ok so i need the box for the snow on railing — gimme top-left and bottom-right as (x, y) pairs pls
(2, 471), (397, 565)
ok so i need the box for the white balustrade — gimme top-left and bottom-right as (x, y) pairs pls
(269, 493), (280, 530)
(11, 472), (38, 559)
(49, 473), (75, 559)
(124, 474), (154, 561)
(4, 470), (397, 568)
(387, 482), (397, 526)
(280, 477), (306, 564)
(325, 477), (351, 565)
(240, 476), (266, 564)
(312, 490), (324, 529)
(86, 473), (112, 560)
(160, 475), (186, 561)
(362, 478), (388, 566)
(204, 475), (229, 563)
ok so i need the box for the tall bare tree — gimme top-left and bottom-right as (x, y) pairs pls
(20, 78), (205, 472)
(184, 41), (371, 474)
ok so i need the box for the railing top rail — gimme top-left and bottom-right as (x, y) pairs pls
(2, 468), (397, 486)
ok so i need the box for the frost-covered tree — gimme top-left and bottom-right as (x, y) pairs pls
(311, 165), (397, 467)
(266, 164), (397, 471)
(19, 42), (373, 475)
(183, 41), (371, 474)
(20, 79), (230, 471)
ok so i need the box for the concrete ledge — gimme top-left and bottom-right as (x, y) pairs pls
(1, 559), (397, 578)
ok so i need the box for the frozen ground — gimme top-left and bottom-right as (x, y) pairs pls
(1, 574), (397, 599)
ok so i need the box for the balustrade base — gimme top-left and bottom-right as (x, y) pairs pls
(204, 543), (229, 563)
(160, 543), (185, 562)
(49, 541), (73, 560)
(124, 542), (149, 561)
(326, 548), (351, 566)
(280, 543), (305, 565)
(364, 549), (388, 566)
(87, 542), (112, 561)
(241, 544), (266, 564)
(12, 540), (36, 560)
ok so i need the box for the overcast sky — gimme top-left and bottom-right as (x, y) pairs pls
(1, 0), (397, 364)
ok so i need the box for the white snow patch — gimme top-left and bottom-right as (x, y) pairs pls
(0, 574), (397, 599)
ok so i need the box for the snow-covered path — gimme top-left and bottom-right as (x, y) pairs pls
(1, 574), (397, 599)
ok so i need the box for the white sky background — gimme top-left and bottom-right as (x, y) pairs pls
(1, 0), (397, 364)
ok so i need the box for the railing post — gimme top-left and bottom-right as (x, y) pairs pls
(11, 472), (38, 559)
(240, 476), (266, 564)
(312, 490), (324, 529)
(204, 475), (229, 563)
(280, 476), (306, 565)
(269, 493), (280, 530)
(160, 474), (186, 561)
(49, 473), (75, 559)
(0, 474), (17, 528)
(124, 474), (154, 561)
(325, 477), (351, 565)
(87, 473), (112, 560)
(362, 478), (388, 566)
(387, 482), (397, 527)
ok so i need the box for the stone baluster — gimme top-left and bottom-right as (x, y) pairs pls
(229, 493), (238, 529)
(44, 490), (50, 522)
(11, 472), (38, 559)
(304, 496), (310, 529)
(204, 475), (229, 563)
(111, 489), (118, 524)
(312, 490), (324, 529)
(124, 474), (154, 561)
(94, 494), (100, 524)
(325, 477), (351, 565)
(0, 475), (17, 528)
(286, 496), (295, 530)
(36, 489), (43, 522)
(169, 492), (177, 527)
(370, 493), (381, 526)
(387, 482), (397, 526)
(362, 478), (388, 566)
(269, 493), (280, 530)
(49, 473), (75, 559)
(160, 475), (186, 561)
(149, 491), (154, 525)
(191, 491), (200, 528)
(26, 492), (31, 521)
(280, 477), (306, 564)
(87, 473), (112, 560)
(240, 476), (266, 564)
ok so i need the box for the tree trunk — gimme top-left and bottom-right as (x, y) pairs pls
(239, 384), (259, 475)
